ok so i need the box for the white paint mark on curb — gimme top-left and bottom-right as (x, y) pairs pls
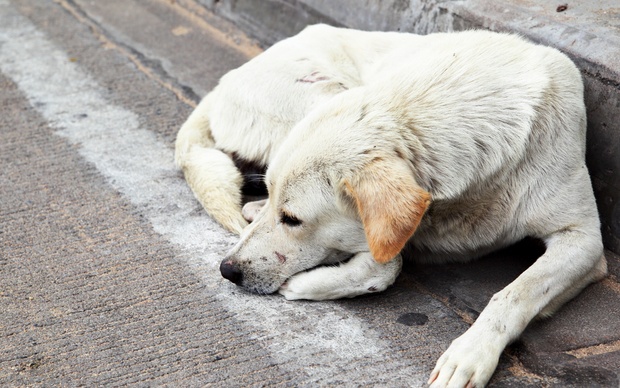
(0, 2), (424, 384)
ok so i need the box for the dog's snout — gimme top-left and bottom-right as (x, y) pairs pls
(220, 259), (243, 285)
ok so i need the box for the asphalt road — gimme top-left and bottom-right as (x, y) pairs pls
(1, 0), (619, 386)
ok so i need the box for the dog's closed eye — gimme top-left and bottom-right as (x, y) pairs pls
(280, 212), (303, 227)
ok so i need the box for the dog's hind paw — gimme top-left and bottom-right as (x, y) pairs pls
(242, 199), (267, 222)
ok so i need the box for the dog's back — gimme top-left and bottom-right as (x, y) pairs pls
(176, 27), (593, 250)
(175, 25), (426, 233)
(353, 31), (591, 260)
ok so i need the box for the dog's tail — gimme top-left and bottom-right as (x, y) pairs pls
(175, 96), (248, 235)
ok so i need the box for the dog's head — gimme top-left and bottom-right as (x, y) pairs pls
(220, 98), (431, 294)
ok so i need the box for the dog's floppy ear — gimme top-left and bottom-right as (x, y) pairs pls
(344, 157), (431, 264)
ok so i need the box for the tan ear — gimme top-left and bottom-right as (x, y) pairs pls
(344, 158), (431, 264)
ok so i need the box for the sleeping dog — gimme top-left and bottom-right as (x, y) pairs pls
(175, 25), (607, 387)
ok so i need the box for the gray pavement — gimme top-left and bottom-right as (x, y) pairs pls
(0, 0), (619, 386)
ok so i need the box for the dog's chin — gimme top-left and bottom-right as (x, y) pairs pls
(242, 274), (298, 296)
(242, 283), (281, 296)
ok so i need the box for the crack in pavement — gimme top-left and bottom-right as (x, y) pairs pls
(55, 0), (200, 107)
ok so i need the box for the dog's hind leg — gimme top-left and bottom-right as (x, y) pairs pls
(175, 98), (248, 234)
(182, 146), (248, 234)
(429, 226), (605, 388)
(242, 199), (268, 223)
(279, 252), (402, 300)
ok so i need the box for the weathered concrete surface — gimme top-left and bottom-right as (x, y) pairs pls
(1, 0), (619, 386)
(199, 0), (620, 255)
(409, 240), (620, 386)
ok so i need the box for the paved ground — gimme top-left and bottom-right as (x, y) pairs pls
(0, 0), (619, 386)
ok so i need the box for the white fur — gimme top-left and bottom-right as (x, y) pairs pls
(280, 253), (402, 300)
(176, 25), (607, 387)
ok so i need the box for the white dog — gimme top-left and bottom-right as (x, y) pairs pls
(175, 25), (607, 387)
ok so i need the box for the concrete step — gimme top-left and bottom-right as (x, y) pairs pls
(196, 0), (620, 256)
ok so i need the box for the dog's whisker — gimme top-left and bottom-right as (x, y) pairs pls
(245, 176), (266, 183)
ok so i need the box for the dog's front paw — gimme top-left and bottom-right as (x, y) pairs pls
(278, 278), (311, 301)
(278, 269), (344, 300)
(279, 252), (401, 301)
(278, 267), (383, 301)
(428, 330), (502, 388)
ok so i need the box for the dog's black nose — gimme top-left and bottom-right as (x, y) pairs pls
(220, 259), (243, 285)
